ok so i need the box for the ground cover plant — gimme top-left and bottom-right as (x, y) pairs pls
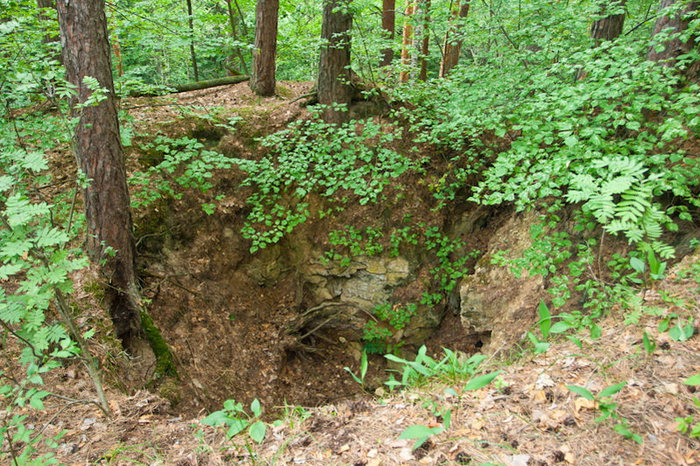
(1, 0), (700, 464)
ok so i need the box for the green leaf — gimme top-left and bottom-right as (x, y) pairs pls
(465, 371), (502, 391)
(567, 385), (594, 401)
(642, 332), (656, 355)
(20, 152), (49, 172)
(226, 419), (249, 438)
(629, 256), (645, 273)
(528, 332), (549, 354)
(248, 421), (266, 443)
(201, 410), (230, 426)
(250, 398), (262, 418)
(398, 424), (443, 450)
(567, 336), (583, 349)
(599, 382), (626, 398)
(0, 263), (23, 280)
(550, 321), (572, 333)
(684, 374), (700, 386)
(0, 175), (14, 192)
(564, 135), (578, 147)
(538, 300), (551, 339)
(360, 350), (368, 380)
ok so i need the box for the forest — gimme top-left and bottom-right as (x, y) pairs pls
(1, 0), (700, 464)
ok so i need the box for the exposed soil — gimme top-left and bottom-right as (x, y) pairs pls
(117, 81), (504, 417)
(8, 252), (699, 465)
(4, 81), (700, 466)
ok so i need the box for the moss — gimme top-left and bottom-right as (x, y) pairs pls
(158, 378), (182, 406)
(275, 84), (294, 99)
(140, 309), (178, 380)
(83, 279), (105, 303)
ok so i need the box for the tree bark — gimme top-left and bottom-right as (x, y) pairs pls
(399, 2), (415, 83)
(591, 0), (627, 45)
(318, 0), (353, 124)
(440, 0), (470, 77)
(380, 0), (395, 67)
(647, 0), (699, 75)
(37, 0), (61, 63)
(186, 0), (199, 81)
(250, 0), (279, 96)
(56, 0), (142, 348)
(224, 0), (249, 75)
(419, 0), (431, 81)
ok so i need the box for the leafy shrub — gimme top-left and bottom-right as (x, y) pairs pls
(130, 135), (236, 213)
(238, 117), (414, 252)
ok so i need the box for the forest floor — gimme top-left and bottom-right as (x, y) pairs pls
(5, 81), (700, 465)
(15, 252), (700, 466)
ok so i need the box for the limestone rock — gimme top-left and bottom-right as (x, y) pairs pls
(460, 211), (546, 352)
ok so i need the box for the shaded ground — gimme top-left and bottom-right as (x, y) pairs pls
(3, 81), (699, 465)
(13, 249), (700, 465)
(119, 81), (500, 416)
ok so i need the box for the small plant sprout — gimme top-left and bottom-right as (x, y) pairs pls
(344, 350), (369, 389)
(567, 382), (642, 444)
(527, 300), (552, 354)
(676, 373), (700, 438)
(384, 345), (490, 390)
(201, 398), (267, 445)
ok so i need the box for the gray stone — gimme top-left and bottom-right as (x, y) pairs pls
(460, 211), (546, 352)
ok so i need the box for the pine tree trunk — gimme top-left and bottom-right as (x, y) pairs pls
(380, 0), (395, 67)
(318, 0), (353, 124)
(647, 0), (699, 75)
(225, 0), (248, 75)
(250, 0), (279, 96)
(419, 0), (431, 81)
(56, 0), (142, 348)
(591, 0), (627, 45)
(399, 2), (415, 83)
(440, 0), (470, 77)
(186, 0), (199, 81)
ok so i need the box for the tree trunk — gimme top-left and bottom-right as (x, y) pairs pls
(250, 0), (279, 96)
(647, 0), (699, 75)
(419, 0), (431, 81)
(318, 0), (353, 124)
(37, 0), (61, 63)
(380, 0), (395, 67)
(440, 0), (470, 77)
(56, 0), (142, 348)
(399, 2), (415, 83)
(591, 0), (627, 45)
(186, 0), (199, 81)
(225, 0), (248, 75)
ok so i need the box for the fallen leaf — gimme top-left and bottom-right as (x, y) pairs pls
(336, 444), (349, 453)
(536, 373), (555, 389)
(574, 397), (596, 415)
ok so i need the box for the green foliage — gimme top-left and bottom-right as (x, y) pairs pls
(396, 1), (700, 335)
(658, 313), (695, 342)
(423, 227), (479, 301)
(384, 345), (491, 389)
(322, 226), (384, 267)
(676, 374), (700, 438)
(362, 303), (417, 354)
(130, 135), (235, 213)
(201, 398), (267, 445)
(343, 350), (368, 389)
(399, 423), (446, 451)
(239, 117), (413, 252)
(568, 382), (642, 444)
(0, 106), (95, 463)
